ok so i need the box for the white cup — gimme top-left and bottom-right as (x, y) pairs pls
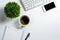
(19, 15), (30, 27)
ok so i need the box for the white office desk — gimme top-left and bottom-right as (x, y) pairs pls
(0, 0), (60, 40)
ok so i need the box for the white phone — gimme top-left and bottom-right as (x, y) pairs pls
(42, 1), (56, 12)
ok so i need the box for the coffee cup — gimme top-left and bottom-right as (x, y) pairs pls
(19, 15), (30, 27)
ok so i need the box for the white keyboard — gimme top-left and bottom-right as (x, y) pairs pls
(20, 0), (50, 11)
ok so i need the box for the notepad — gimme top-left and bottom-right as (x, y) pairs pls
(0, 26), (7, 40)
(3, 27), (23, 40)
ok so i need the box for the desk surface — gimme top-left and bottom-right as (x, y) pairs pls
(0, 0), (60, 40)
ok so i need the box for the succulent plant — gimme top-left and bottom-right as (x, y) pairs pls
(4, 2), (20, 18)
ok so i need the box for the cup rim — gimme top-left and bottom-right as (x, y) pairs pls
(19, 15), (30, 27)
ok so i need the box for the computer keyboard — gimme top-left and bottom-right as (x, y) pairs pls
(20, 0), (50, 11)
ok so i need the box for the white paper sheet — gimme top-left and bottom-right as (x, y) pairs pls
(0, 26), (7, 40)
(3, 27), (23, 40)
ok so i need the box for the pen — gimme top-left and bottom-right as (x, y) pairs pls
(25, 33), (30, 40)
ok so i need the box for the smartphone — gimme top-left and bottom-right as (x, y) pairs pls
(42, 2), (56, 12)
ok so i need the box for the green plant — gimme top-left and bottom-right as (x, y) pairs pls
(4, 2), (20, 18)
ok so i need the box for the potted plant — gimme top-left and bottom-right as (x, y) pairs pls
(4, 2), (20, 19)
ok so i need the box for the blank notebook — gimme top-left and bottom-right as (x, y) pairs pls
(0, 26), (6, 40)
(3, 27), (23, 40)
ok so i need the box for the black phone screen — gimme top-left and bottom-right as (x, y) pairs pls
(44, 2), (56, 11)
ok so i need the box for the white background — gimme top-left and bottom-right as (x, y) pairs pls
(0, 0), (60, 40)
